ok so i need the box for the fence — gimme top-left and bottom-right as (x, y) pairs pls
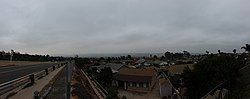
(0, 62), (67, 96)
(201, 80), (228, 99)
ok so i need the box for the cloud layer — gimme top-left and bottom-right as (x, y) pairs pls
(0, 0), (250, 55)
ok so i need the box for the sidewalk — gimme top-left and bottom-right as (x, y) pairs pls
(6, 66), (65, 99)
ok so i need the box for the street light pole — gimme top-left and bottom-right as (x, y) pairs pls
(10, 49), (14, 62)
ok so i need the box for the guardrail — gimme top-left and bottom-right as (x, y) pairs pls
(0, 75), (30, 95)
(161, 71), (182, 99)
(201, 80), (228, 99)
(0, 62), (67, 96)
(41, 63), (69, 99)
(79, 69), (106, 99)
(92, 78), (108, 96)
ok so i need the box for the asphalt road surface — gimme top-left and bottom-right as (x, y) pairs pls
(0, 63), (59, 84)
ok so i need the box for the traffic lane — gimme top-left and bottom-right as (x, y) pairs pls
(0, 63), (59, 84)
(0, 62), (59, 73)
(0, 63), (58, 84)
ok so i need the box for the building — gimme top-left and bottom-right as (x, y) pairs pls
(114, 67), (157, 93)
(91, 63), (124, 74)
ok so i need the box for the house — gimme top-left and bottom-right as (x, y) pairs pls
(91, 63), (124, 74)
(114, 67), (157, 93)
(159, 61), (169, 66)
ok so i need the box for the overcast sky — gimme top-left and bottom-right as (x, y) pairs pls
(0, 0), (250, 56)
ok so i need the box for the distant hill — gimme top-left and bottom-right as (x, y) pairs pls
(80, 53), (203, 58)
(80, 53), (163, 58)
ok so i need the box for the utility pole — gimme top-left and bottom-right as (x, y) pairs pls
(10, 49), (14, 62)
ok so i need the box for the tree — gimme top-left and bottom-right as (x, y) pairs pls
(205, 50), (209, 54)
(96, 67), (118, 99)
(233, 49), (237, 54)
(97, 67), (113, 88)
(75, 54), (79, 58)
(183, 50), (191, 57)
(75, 58), (91, 69)
(241, 44), (250, 53)
(218, 50), (221, 54)
(107, 57), (111, 62)
(122, 56), (127, 60)
(182, 54), (244, 98)
(86, 67), (98, 78)
(106, 86), (119, 99)
(100, 57), (105, 61)
(127, 55), (132, 60)
(164, 51), (173, 60)
(153, 55), (158, 59)
(160, 56), (165, 61)
(0, 50), (65, 62)
(122, 96), (127, 99)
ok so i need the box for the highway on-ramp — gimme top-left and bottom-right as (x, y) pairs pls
(0, 63), (59, 84)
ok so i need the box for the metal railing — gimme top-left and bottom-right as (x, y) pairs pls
(35, 70), (46, 80)
(0, 62), (67, 96)
(161, 71), (182, 99)
(77, 68), (106, 99)
(201, 80), (228, 99)
(92, 78), (108, 96)
(0, 75), (30, 95)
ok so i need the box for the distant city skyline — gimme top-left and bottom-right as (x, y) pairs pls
(0, 0), (249, 55)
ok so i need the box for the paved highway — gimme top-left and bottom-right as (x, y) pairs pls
(0, 63), (59, 84)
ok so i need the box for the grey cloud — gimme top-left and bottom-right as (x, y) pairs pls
(0, 0), (250, 55)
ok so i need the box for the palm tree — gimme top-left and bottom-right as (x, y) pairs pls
(241, 44), (250, 53)
(206, 51), (209, 54)
(233, 49), (236, 54)
(218, 50), (221, 54)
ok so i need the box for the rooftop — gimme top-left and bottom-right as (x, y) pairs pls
(117, 67), (156, 77)
(159, 78), (171, 85)
(168, 64), (194, 74)
(115, 67), (156, 82)
(92, 63), (124, 73)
